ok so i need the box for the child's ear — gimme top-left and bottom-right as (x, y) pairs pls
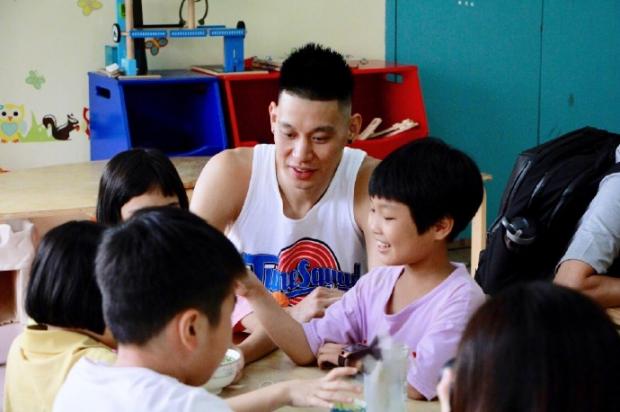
(177, 309), (203, 352)
(433, 216), (454, 241)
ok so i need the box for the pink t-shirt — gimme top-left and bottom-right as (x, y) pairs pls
(302, 263), (486, 400)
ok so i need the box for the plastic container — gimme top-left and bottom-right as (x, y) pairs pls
(89, 70), (228, 160)
(218, 63), (428, 159)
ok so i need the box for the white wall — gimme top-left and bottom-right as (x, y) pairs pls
(0, 0), (384, 170)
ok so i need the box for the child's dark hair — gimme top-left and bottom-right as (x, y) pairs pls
(279, 43), (353, 106)
(25, 220), (106, 335)
(96, 148), (189, 225)
(95, 207), (246, 345)
(369, 137), (483, 240)
(451, 282), (620, 412)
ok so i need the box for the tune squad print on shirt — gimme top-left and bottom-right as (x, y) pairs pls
(242, 237), (362, 301)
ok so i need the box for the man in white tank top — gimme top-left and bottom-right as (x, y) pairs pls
(191, 44), (379, 362)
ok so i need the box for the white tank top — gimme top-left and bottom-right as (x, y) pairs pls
(228, 144), (368, 301)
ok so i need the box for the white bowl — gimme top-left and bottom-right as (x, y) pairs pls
(203, 348), (242, 394)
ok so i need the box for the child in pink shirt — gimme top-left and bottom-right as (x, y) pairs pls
(237, 138), (486, 400)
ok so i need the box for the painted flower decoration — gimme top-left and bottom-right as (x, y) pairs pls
(78, 0), (102, 16)
(25, 70), (45, 90)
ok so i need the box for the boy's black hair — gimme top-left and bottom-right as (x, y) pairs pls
(369, 137), (483, 240)
(96, 148), (189, 226)
(25, 220), (106, 335)
(279, 43), (353, 106)
(95, 207), (246, 345)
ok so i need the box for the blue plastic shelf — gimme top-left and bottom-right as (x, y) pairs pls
(88, 70), (228, 160)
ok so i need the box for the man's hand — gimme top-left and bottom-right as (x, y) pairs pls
(317, 343), (346, 369)
(288, 287), (344, 323)
(286, 367), (362, 409)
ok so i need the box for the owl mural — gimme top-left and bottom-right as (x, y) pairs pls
(0, 104), (27, 143)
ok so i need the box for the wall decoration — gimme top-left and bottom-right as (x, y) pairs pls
(25, 70), (45, 90)
(82, 107), (90, 139)
(0, 104), (28, 143)
(42, 114), (80, 140)
(0, 104), (85, 143)
(22, 113), (54, 142)
(77, 0), (103, 16)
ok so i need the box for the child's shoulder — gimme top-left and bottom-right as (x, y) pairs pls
(363, 265), (404, 280)
(356, 265), (404, 290)
(81, 346), (117, 364)
(443, 263), (486, 301)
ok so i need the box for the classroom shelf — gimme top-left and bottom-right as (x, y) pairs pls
(88, 70), (228, 160)
(217, 63), (428, 159)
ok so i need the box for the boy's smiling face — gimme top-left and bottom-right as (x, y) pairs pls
(368, 196), (437, 266)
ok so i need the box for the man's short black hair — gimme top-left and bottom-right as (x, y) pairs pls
(96, 207), (245, 345)
(96, 148), (189, 226)
(369, 137), (483, 240)
(279, 43), (353, 106)
(25, 220), (106, 334)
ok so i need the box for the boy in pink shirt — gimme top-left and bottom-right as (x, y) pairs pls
(237, 138), (486, 400)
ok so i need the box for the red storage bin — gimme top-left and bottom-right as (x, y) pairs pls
(218, 62), (428, 159)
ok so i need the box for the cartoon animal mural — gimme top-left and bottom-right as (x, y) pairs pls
(0, 104), (28, 143)
(82, 107), (90, 139)
(0, 103), (86, 143)
(42, 114), (80, 140)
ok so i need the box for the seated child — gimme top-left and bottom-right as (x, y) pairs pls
(437, 282), (620, 412)
(96, 148), (189, 225)
(3, 221), (115, 412)
(54, 208), (360, 412)
(236, 138), (487, 400)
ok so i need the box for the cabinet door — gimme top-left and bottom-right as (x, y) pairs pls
(388, 0), (542, 227)
(539, 0), (620, 142)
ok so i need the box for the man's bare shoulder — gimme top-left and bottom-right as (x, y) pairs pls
(355, 155), (380, 195)
(190, 147), (254, 231)
(207, 147), (254, 174)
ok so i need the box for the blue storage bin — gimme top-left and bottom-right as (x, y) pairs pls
(89, 70), (228, 160)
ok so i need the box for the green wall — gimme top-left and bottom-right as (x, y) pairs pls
(387, 0), (620, 228)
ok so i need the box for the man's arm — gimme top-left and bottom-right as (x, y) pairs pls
(190, 148), (284, 363)
(189, 148), (252, 232)
(555, 260), (620, 307)
(354, 156), (381, 269)
(554, 172), (620, 307)
(237, 323), (278, 364)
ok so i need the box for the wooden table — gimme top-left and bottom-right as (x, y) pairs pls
(0, 157), (208, 221)
(221, 349), (440, 412)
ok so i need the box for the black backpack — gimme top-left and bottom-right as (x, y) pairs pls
(475, 127), (620, 295)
